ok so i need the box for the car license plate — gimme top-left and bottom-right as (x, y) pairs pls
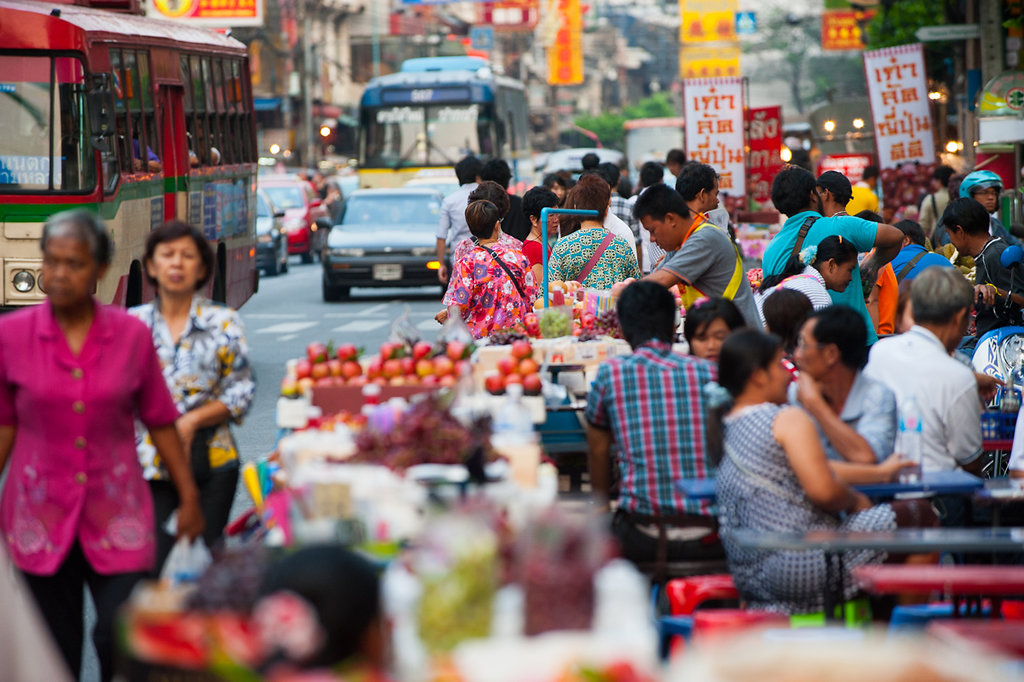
(373, 264), (402, 281)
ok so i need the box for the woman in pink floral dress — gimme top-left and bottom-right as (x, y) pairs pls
(442, 200), (536, 338)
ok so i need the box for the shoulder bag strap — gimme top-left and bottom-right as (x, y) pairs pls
(895, 250), (928, 284)
(476, 243), (528, 303)
(576, 232), (617, 283)
(789, 216), (820, 262)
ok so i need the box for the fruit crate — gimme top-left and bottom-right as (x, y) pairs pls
(981, 411), (1017, 441)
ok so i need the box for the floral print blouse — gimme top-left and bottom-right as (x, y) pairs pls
(548, 225), (640, 289)
(443, 241), (537, 338)
(131, 294), (255, 479)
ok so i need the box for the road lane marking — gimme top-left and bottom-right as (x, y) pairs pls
(361, 303), (389, 315)
(255, 321), (318, 334)
(331, 320), (389, 333)
(245, 313), (308, 319)
(417, 318), (441, 331)
(277, 334), (298, 341)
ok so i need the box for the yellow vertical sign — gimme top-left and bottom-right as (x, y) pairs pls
(680, 0), (738, 43)
(546, 0), (583, 86)
(679, 46), (741, 79)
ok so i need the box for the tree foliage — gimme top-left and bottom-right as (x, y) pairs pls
(573, 93), (677, 148)
(864, 0), (947, 50)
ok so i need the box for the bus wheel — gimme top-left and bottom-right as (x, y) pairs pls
(126, 261), (143, 308)
(213, 245), (227, 303)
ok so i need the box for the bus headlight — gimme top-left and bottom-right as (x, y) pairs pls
(12, 270), (35, 292)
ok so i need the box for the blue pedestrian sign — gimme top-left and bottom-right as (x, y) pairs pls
(735, 12), (757, 36)
(470, 27), (494, 51)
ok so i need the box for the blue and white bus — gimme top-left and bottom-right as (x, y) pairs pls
(357, 57), (532, 190)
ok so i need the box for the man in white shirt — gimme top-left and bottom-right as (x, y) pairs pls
(864, 266), (985, 475)
(435, 156), (481, 284)
(583, 167), (638, 247)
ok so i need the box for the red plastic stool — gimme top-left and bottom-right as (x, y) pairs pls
(692, 609), (788, 643)
(665, 574), (739, 616)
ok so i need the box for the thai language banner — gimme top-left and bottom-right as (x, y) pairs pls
(746, 106), (782, 206)
(863, 44), (935, 168)
(680, 0), (738, 43)
(545, 0), (583, 85)
(148, 0), (262, 27)
(684, 78), (745, 195)
(679, 46), (741, 80)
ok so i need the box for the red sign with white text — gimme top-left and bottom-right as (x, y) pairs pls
(746, 106), (782, 206)
(817, 154), (875, 181)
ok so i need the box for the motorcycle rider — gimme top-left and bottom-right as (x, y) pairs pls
(934, 170), (1020, 248)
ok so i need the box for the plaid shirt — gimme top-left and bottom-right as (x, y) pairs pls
(585, 340), (717, 517)
(609, 194), (639, 242)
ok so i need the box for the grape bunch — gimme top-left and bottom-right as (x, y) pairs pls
(185, 543), (268, 614)
(488, 328), (529, 345)
(538, 308), (573, 338)
(593, 309), (624, 339)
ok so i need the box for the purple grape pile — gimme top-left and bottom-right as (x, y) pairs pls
(186, 543), (268, 614)
(488, 328), (529, 345)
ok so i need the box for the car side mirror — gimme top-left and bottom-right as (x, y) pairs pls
(274, 210), (285, 218)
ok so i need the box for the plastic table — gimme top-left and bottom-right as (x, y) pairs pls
(677, 470), (985, 503)
(852, 564), (1024, 619)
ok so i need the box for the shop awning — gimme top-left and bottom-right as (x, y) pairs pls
(254, 97), (282, 112)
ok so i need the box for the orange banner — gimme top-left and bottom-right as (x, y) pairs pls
(821, 10), (874, 51)
(148, 0), (262, 27)
(680, 0), (738, 44)
(546, 0), (583, 85)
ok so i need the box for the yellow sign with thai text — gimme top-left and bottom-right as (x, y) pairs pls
(679, 46), (741, 80)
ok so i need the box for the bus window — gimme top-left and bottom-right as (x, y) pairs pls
(110, 49), (133, 173)
(189, 55), (209, 165)
(237, 60), (255, 162)
(136, 51), (161, 173)
(123, 50), (160, 173)
(427, 104), (480, 163)
(363, 106), (425, 168)
(201, 57), (222, 164)
(0, 54), (95, 193)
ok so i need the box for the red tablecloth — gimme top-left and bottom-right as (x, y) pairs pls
(852, 564), (1024, 596)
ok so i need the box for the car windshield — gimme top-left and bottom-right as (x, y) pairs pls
(262, 184), (305, 210)
(341, 194), (441, 230)
(257, 193), (271, 217)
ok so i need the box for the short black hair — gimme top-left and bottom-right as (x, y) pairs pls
(543, 173), (569, 191)
(595, 162), (620, 189)
(580, 152), (600, 170)
(862, 165), (879, 181)
(683, 297), (745, 346)
(143, 220), (215, 290)
(719, 329), (782, 398)
(465, 200), (501, 239)
(616, 176), (633, 199)
(770, 166), (817, 217)
(856, 210), (884, 223)
(807, 304), (868, 369)
(939, 197), (990, 236)
(895, 219), (926, 247)
(468, 180), (509, 218)
(665, 149), (686, 166)
(480, 158), (512, 189)
(41, 209), (113, 267)
(617, 281), (677, 348)
(521, 186), (559, 220)
(933, 164), (955, 185)
(632, 183), (689, 222)
(762, 288), (813, 355)
(675, 163), (718, 202)
(455, 155), (483, 185)
(261, 544), (381, 668)
(639, 161), (664, 189)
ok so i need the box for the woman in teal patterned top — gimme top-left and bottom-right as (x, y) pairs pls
(549, 175), (641, 288)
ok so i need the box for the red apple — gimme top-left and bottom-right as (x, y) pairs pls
(433, 356), (454, 377)
(379, 341), (404, 361)
(455, 360), (470, 377)
(400, 357), (416, 376)
(415, 359), (434, 378)
(295, 359), (313, 380)
(297, 377), (314, 394)
(523, 373), (543, 396)
(347, 375), (367, 387)
(439, 375), (457, 387)
(446, 341), (467, 361)
(421, 374), (440, 387)
(390, 376), (407, 386)
(306, 342), (328, 364)
(484, 374), (505, 395)
(504, 372), (522, 386)
(327, 359), (343, 378)
(311, 362), (329, 380)
(510, 340), (533, 360)
(412, 341), (433, 361)
(371, 377), (388, 387)
(382, 358), (402, 379)
(336, 343), (358, 362)
(497, 356), (517, 376)
(404, 375), (421, 386)
(341, 361), (362, 380)
(314, 376), (334, 388)
(518, 358), (539, 376)
(366, 358), (383, 379)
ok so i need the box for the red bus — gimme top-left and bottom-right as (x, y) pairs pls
(0, 0), (258, 310)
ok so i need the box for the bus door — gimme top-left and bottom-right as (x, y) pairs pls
(160, 85), (187, 221)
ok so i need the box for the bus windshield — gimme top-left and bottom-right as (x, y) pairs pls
(361, 103), (493, 168)
(0, 54), (94, 192)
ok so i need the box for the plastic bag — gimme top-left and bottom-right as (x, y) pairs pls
(161, 537), (212, 585)
(389, 305), (420, 347)
(436, 306), (475, 346)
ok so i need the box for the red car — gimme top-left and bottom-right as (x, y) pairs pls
(258, 175), (330, 263)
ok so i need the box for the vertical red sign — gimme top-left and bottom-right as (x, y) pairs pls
(746, 106), (782, 206)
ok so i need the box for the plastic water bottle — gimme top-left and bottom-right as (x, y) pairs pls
(491, 384), (540, 487)
(897, 396), (923, 484)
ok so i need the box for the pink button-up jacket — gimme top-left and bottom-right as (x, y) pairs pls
(0, 299), (180, 576)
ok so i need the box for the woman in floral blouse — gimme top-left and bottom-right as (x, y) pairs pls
(442, 200), (536, 338)
(548, 174), (640, 288)
(132, 221), (255, 569)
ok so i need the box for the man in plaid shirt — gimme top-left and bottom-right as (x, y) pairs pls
(585, 281), (724, 565)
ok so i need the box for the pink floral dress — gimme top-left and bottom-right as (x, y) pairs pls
(443, 241), (536, 338)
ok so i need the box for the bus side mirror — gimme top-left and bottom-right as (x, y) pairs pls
(87, 76), (115, 153)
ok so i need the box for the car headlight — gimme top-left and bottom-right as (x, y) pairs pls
(12, 270), (35, 292)
(411, 247), (435, 257)
(328, 248), (365, 257)
(284, 218), (306, 232)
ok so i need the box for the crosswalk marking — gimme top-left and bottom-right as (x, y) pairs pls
(331, 319), (390, 333)
(417, 318), (441, 331)
(245, 313), (308, 320)
(255, 321), (318, 334)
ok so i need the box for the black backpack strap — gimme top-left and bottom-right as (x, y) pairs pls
(476, 243), (528, 303)
(790, 216), (820, 262)
(895, 251), (928, 284)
